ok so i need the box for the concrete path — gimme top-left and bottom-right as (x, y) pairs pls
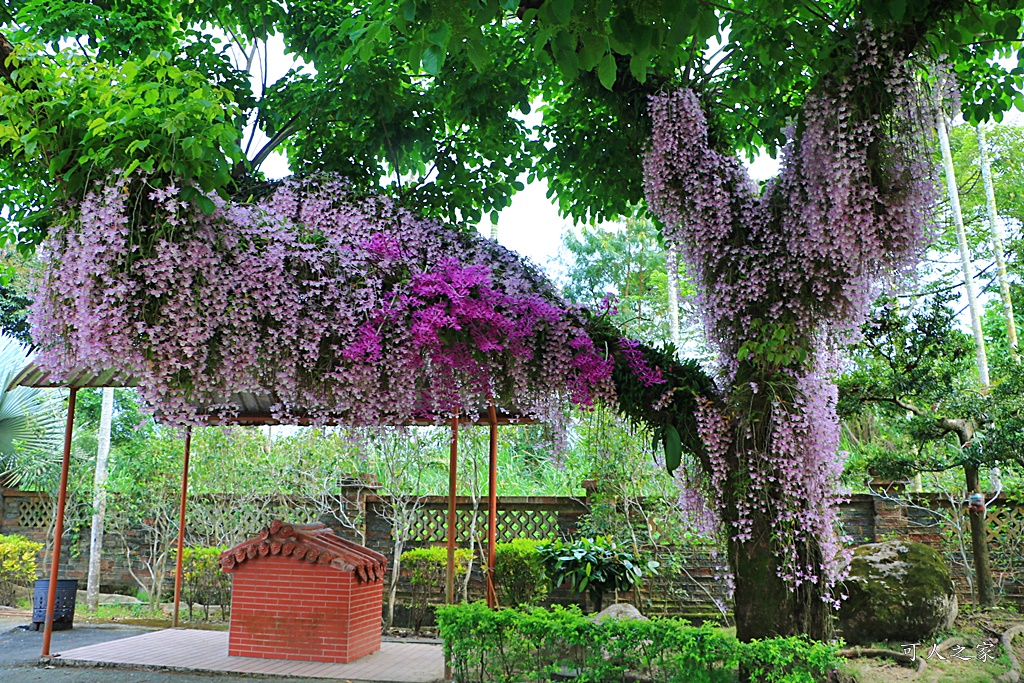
(0, 617), (443, 683)
(54, 629), (445, 682)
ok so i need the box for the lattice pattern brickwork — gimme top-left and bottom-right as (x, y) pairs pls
(17, 497), (51, 528)
(987, 505), (1024, 546)
(189, 502), (321, 538)
(408, 508), (558, 543)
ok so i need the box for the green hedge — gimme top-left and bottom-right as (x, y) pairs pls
(0, 533), (42, 607)
(437, 602), (839, 683)
(494, 539), (548, 608)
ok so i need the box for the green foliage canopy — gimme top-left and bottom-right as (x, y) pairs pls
(3, 0), (1024, 246)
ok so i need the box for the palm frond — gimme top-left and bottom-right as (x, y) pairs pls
(0, 334), (66, 486)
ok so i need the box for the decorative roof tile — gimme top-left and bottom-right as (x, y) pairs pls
(219, 520), (387, 582)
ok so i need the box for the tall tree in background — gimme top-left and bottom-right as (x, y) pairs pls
(85, 386), (113, 611)
(937, 102), (991, 387)
(977, 125), (1019, 361)
(561, 216), (690, 345)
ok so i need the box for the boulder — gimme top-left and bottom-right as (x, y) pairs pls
(74, 590), (142, 605)
(589, 602), (648, 623)
(838, 540), (957, 645)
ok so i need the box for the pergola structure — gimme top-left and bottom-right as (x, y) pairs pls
(11, 362), (531, 660)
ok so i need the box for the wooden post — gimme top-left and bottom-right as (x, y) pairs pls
(446, 415), (459, 606)
(172, 427), (193, 627)
(486, 405), (498, 608)
(41, 387), (77, 658)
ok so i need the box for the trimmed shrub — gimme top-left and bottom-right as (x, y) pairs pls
(400, 546), (471, 632)
(494, 539), (548, 608)
(437, 601), (839, 683)
(0, 533), (42, 606)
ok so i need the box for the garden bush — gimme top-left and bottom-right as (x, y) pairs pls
(176, 546), (231, 621)
(494, 539), (548, 608)
(401, 546), (471, 632)
(437, 602), (839, 683)
(0, 533), (42, 606)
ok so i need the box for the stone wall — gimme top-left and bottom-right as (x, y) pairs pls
(0, 487), (143, 591)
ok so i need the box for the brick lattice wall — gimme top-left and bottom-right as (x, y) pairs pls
(3, 487), (1022, 622)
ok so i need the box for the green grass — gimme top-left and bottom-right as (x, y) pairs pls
(76, 602), (168, 622)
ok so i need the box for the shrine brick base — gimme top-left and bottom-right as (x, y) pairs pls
(222, 521), (387, 663)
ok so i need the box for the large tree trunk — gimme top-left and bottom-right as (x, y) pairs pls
(725, 487), (831, 641)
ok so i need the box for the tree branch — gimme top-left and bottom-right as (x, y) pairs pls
(866, 394), (975, 445)
(0, 31), (21, 91)
(235, 112), (303, 179)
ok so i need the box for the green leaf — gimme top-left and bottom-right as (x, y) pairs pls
(123, 159), (141, 177)
(422, 45), (446, 75)
(402, 0), (416, 21)
(466, 35), (488, 71)
(552, 32), (579, 80)
(579, 33), (607, 71)
(1000, 14), (1021, 41)
(196, 195), (216, 215)
(888, 0), (907, 20)
(629, 54), (647, 83)
(428, 22), (451, 47)
(663, 424), (682, 474)
(696, 9), (718, 39)
(598, 53), (617, 90)
(550, 0), (573, 24)
(666, 6), (694, 45)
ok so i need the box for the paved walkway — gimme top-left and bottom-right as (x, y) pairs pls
(52, 628), (445, 682)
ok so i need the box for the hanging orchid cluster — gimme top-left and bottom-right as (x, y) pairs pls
(30, 174), (615, 426)
(644, 27), (935, 598)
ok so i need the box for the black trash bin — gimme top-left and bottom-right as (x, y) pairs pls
(29, 579), (78, 631)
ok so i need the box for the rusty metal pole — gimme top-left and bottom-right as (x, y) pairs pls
(171, 427), (193, 628)
(486, 405), (498, 608)
(445, 415), (459, 682)
(41, 387), (77, 659)
(446, 415), (459, 606)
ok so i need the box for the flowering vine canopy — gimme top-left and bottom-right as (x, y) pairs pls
(30, 174), (621, 426)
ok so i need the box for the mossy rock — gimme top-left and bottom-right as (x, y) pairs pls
(838, 540), (957, 645)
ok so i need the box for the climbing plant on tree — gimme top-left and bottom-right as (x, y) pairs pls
(5, 0), (1024, 643)
(643, 15), (946, 638)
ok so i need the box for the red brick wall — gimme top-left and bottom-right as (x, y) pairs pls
(227, 555), (383, 663)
